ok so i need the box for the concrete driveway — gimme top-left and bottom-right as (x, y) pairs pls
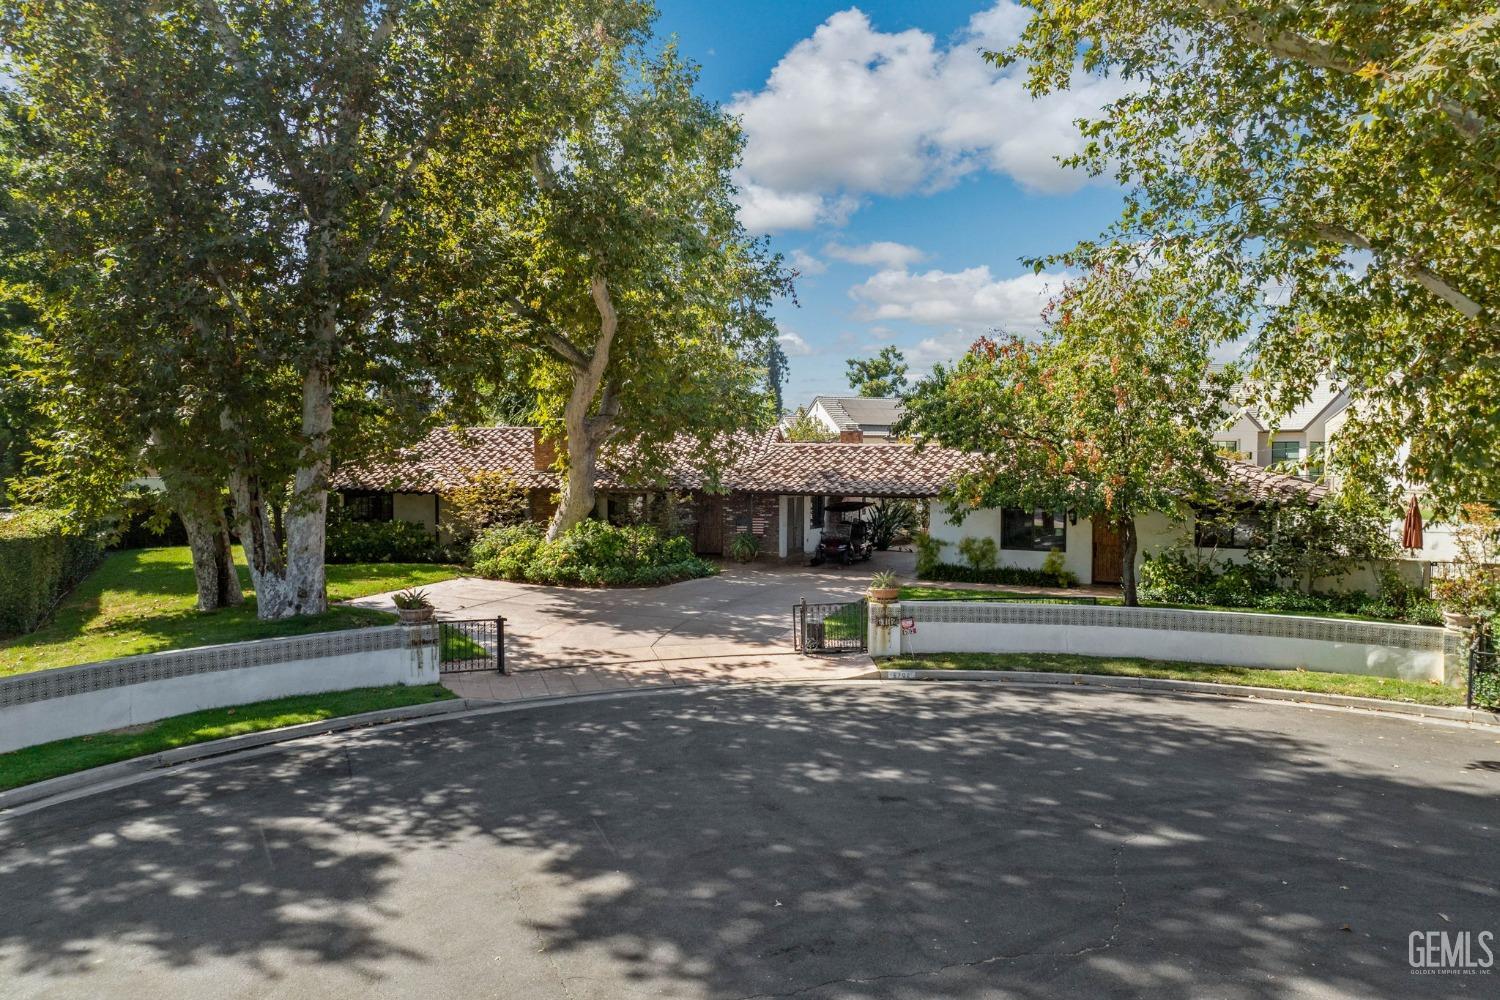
(4, 683), (1497, 999)
(348, 550), (915, 692)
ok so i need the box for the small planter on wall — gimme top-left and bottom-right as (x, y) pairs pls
(1442, 610), (1477, 632)
(398, 606), (435, 625)
(868, 572), (901, 604)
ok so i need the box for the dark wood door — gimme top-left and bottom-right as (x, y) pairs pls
(695, 496), (724, 555)
(786, 496), (804, 558)
(1092, 519), (1124, 585)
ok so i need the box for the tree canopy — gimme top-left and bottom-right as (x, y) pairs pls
(995, 1), (1499, 506)
(902, 261), (1241, 604)
(846, 346), (909, 398)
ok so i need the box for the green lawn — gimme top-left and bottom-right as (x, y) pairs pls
(898, 584), (1429, 624)
(0, 547), (464, 677)
(0, 684), (457, 792)
(876, 651), (1466, 707)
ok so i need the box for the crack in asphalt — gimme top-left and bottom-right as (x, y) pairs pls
(732, 834), (1137, 1000)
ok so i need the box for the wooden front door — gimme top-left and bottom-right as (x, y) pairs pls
(1091, 519), (1124, 585)
(695, 495), (725, 555)
(786, 496), (804, 558)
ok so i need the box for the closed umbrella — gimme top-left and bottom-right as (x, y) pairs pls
(1401, 495), (1424, 550)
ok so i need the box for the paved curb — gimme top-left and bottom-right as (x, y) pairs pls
(870, 669), (1500, 728)
(0, 697), (481, 813)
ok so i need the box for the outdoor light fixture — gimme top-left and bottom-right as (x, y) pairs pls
(1068, 509), (1078, 526)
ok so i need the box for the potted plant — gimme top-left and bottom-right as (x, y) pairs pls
(392, 587), (435, 624)
(868, 570), (901, 603)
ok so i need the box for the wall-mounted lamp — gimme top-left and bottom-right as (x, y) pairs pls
(1067, 509), (1078, 526)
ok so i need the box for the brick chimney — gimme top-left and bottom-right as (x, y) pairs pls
(839, 429), (864, 444)
(533, 428), (559, 471)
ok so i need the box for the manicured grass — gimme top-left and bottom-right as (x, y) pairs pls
(876, 651), (1466, 707)
(899, 584), (1431, 624)
(0, 547), (464, 677)
(0, 684), (457, 792)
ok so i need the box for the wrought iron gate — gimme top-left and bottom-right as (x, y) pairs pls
(438, 617), (507, 674)
(793, 598), (868, 654)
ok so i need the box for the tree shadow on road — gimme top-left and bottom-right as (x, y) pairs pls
(1, 684), (1496, 998)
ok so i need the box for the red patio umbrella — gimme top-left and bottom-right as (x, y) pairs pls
(1401, 495), (1424, 550)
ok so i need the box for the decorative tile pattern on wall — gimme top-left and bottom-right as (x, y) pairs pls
(0, 626), (414, 709)
(899, 601), (1457, 654)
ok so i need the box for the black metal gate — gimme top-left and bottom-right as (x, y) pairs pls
(438, 617), (507, 674)
(793, 598), (868, 654)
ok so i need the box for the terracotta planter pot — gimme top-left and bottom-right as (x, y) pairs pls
(868, 587), (901, 603)
(1442, 610), (1476, 631)
(397, 606), (435, 624)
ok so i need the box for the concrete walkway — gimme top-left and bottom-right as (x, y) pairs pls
(346, 551), (918, 697)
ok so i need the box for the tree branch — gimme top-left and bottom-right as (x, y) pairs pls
(1311, 223), (1483, 319)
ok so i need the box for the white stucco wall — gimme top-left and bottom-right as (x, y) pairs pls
(927, 504), (1093, 582)
(0, 628), (441, 754)
(897, 602), (1458, 684)
(394, 492), (439, 530)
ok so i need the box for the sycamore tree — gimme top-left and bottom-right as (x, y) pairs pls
(846, 346), (908, 398)
(2, 0), (637, 617)
(453, 44), (788, 539)
(996, 2), (1499, 504)
(902, 261), (1240, 605)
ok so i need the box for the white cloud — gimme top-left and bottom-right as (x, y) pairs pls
(776, 330), (816, 357)
(824, 240), (927, 270)
(788, 248), (827, 276)
(851, 265), (1066, 329)
(730, 3), (1128, 232)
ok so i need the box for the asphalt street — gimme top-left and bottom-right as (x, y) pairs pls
(2, 683), (1497, 999)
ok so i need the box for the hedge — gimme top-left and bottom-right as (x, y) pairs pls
(470, 520), (717, 587)
(918, 561), (1078, 589)
(0, 509), (105, 636)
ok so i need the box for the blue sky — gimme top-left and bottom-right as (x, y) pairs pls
(653, 1), (1129, 406)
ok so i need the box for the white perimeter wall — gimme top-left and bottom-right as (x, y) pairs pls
(0, 627), (440, 754)
(893, 602), (1459, 684)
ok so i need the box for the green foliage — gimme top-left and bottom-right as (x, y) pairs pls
(846, 346), (908, 397)
(1138, 550), (1441, 625)
(728, 531), (761, 564)
(1431, 504), (1500, 622)
(1241, 491), (1400, 591)
(471, 520), (717, 587)
(1040, 547), (1067, 580)
(0, 508), (103, 635)
(919, 561), (1078, 589)
(902, 258), (1241, 604)
(440, 471), (529, 546)
(995, 1), (1499, 504)
(391, 588), (432, 611)
(870, 570), (900, 590)
(782, 407), (838, 442)
(868, 498), (919, 551)
(913, 531), (948, 575)
(957, 536), (998, 571)
(1473, 668), (1500, 711)
(325, 513), (453, 564)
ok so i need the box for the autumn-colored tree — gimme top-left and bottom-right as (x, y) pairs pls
(902, 262), (1240, 604)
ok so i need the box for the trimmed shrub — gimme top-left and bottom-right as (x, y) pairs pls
(1139, 550), (1441, 625)
(470, 519), (716, 587)
(0, 508), (105, 635)
(918, 561), (1078, 589)
(913, 531), (947, 575)
(957, 536), (998, 571)
(326, 513), (455, 564)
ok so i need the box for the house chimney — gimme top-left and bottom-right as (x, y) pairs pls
(840, 429), (864, 444)
(533, 428), (559, 471)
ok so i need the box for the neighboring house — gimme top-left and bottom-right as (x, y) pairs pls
(333, 425), (1333, 585)
(1211, 381), (1350, 473)
(797, 396), (904, 443)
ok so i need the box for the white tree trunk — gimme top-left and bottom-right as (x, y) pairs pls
(545, 276), (621, 541)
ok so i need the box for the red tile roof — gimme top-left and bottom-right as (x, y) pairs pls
(334, 427), (1326, 506)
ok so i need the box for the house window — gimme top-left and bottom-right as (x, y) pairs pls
(1194, 511), (1266, 549)
(1308, 441), (1325, 478)
(810, 496), (825, 529)
(1214, 439), (1247, 460)
(1270, 440), (1301, 465)
(1001, 508), (1067, 551)
(343, 490), (393, 523)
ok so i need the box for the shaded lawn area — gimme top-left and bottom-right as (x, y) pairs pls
(0, 547), (464, 677)
(0, 684), (456, 792)
(876, 651), (1466, 707)
(899, 584), (1430, 624)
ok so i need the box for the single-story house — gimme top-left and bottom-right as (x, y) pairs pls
(332, 425), (1333, 584)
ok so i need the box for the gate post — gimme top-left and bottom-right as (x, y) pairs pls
(867, 597), (901, 659)
(797, 598), (807, 653)
(497, 616), (507, 675)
